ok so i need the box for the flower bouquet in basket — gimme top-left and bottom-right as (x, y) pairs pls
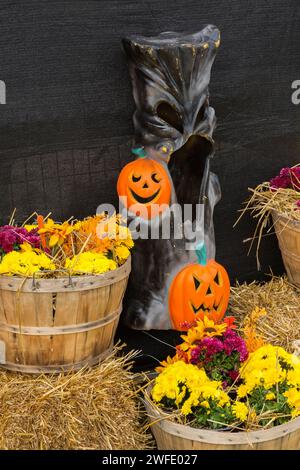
(145, 315), (300, 449)
(237, 164), (300, 286)
(0, 212), (134, 373)
(0, 212), (133, 277)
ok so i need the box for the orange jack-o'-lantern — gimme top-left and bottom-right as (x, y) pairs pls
(169, 260), (230, 330)
(117, 157), (171, 219)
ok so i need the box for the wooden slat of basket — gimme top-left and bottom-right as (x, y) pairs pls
(272, 212), (300, 287)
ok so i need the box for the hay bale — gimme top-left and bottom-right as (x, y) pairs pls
(230, 275), (300, 352)
(0, 346), (153, 450)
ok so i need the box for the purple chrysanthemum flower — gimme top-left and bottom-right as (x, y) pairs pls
(0, 225), (41, 254)
(280, 167), (291, 178)
(201, 337), (224, 356)
(270, 167), (300, 191)
(228, 370), (239, 382)
(270, 175), (290, 190)
(190, 346), (202, 364)
(223, 329), (248, 362)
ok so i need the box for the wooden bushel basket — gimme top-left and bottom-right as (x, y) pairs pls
(272, 211), (300, 287)
(0, 257), (131, 373)
(144, 387), (300, 450)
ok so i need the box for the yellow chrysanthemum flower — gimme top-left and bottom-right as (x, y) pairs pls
(284, 388), (300, 412)
(200, 400), (210, 409)
(237, 344), (300, 423)
(0, 251), (55, 276)
(152, 361), (230, 416)
(265, 392), (276, 400)
(20, 242), (34, 252)
(65, 252), (117, 275)
(238, 345), (290, 394)
(117, 225), (134, 248)
(287, 364), (300, 387)
(115, 245), (131, 263)
(24, 224), (38, 232)
(237, 384), (248, 398)
(232, 402), (249, 422)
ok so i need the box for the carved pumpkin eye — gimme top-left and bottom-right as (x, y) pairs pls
(214, 272), (222, 286)
(132, 174), (141, 183)
(151, 173), (161, 183)
(193, 276), (201, 291)
(207, 285), (213, 295)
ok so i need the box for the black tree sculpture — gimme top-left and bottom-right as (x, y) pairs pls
(121, 25), (221, 330)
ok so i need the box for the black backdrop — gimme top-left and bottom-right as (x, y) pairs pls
(0, 0), (299, 368)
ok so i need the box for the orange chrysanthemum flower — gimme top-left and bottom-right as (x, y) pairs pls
(243, 307), (266, 353)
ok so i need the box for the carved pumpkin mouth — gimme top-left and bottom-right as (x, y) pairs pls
(191, 303), (210, 315)
(190, 300), (224, 315)
(129, 188), (161, 204)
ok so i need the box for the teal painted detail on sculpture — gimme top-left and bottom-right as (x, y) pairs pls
(195, 242), (207, 266)
(132, 147), (147, 158)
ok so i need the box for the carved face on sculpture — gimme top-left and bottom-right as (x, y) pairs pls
(123, 26), (220, 207)
(117, 158), (172, 219)
(169, 260), (230, 331)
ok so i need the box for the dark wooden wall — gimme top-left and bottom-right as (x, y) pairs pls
(1, 0), (299, 281)
(0, 0), (299, 365)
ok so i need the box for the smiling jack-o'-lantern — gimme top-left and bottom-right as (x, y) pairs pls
(117, 157), (172, 219)
(169, 260), (230, 331)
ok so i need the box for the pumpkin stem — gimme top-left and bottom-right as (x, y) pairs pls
(132, 147), (147, 158)
(195, 242), (207, 266)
